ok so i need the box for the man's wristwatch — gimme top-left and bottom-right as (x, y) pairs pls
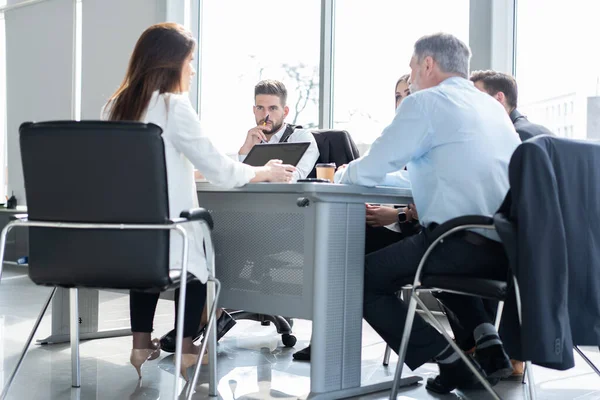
(397, 210), (407, 224)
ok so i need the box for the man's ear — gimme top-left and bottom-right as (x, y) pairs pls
(283, 105), (289, 119)
(424, 56), (435, 73)
(495, 91), (506, 105)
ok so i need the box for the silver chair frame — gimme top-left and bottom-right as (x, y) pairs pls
(389, 224), (536, 400)
(383, 294), (506, 367)
(0, 216), (220, 400)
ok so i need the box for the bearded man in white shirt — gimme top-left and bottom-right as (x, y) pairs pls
(238, 80), (319, 181)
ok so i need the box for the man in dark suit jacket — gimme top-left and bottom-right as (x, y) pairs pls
(470, 70), (554, 141)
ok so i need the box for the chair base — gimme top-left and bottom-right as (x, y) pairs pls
(229, 311), (296, 347)
(36, 328), (132, 345)
(307, 376), (422, 400)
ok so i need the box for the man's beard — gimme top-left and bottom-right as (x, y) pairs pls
(264, 120), (284, 135)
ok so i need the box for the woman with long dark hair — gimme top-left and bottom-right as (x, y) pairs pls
(104, 22), (295, 381)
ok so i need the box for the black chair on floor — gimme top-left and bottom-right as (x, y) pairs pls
(0, 121), (220, 400)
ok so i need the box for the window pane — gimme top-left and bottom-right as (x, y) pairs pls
(199, 0), (320, 155)
(516, 0), (598, 140)
(332, 0), (469, 155)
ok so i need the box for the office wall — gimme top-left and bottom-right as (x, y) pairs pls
(81, 0), (166, 119)
(5, 0), (168, 203)
(5, 0), (74, 203)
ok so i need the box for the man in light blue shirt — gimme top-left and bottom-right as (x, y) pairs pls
(336, 33), (521, 394)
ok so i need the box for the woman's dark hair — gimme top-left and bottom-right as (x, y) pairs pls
(107, 23), (195, 121)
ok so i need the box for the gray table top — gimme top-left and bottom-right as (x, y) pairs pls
(196, 182), (413, 204)
(197, 182), (411, 196)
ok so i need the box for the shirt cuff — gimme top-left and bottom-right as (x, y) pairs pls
(334, 168), (345, 183)
(384, 222), (401, 233)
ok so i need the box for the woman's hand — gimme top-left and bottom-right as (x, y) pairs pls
(251, 159), (296, 183)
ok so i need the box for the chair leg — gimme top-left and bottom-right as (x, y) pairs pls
(70, 288), (81, 388)
(0, 287), (56, 400)
(383, 345), (392, 366)
(413, 295), (502, 400)
(574, 346), (600, 377)
(173, 272), (188, 399)
(513, 276), (537, 400)
(187, 277), (221, 400)
(524, 361), (536, 400)
(0, 221), (19, 282)
(494, 301), (504, 330)
(390, 291), (419, 399)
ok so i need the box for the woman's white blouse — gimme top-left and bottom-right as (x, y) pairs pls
(103, 91), (256, 282)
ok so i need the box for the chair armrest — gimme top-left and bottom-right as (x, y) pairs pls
(179, 208), (214, 230)
(10, 213), (28, 221)
(429, 215), (494, 243)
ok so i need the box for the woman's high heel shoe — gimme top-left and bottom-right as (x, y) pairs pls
(179, 351), (209, 382)
(130, 338), (161, 379)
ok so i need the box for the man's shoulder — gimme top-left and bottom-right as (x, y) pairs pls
(514, 115), (554, 139)
(402, 82), (466, 107)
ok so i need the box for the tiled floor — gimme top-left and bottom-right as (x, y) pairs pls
(0, 265), (599, 399)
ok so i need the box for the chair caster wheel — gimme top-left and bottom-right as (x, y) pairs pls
(282, 334), (297, 347)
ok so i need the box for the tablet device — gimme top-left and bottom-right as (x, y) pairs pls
(242, 142), (311, 167)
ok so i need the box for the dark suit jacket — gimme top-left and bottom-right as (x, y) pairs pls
(510, 109), (554, 142)
(495, 136), (600, 370)
(307, 130), (360, 178)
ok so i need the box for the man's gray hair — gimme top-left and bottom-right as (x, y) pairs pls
(413, 33), (471, 78)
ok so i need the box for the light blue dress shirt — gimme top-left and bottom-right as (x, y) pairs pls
(337, 77), (521, 240)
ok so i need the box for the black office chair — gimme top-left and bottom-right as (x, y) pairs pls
(0, 121), (220, 400)
(307, 129), (360, 178)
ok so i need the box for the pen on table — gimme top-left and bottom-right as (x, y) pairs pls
(260, 115), (269, 143)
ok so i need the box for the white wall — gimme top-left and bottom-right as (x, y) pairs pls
(0, 14), (7, 200)
(4, 0), (169, 204)
(81, 0), (166, 119)
(5, 0), (74, 203)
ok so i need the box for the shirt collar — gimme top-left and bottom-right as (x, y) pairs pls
(270, 123), (288, 142)
(509, 108), (525, 124)
(438, 76), (470, 88)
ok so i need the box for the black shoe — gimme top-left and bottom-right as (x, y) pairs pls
(426, 357), (488, 394)
(475, 344), (514, 379)
(292, 345), (311, 361)
(159, 310), (237, 353)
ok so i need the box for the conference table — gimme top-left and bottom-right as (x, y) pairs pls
(196, 182), (417, 399)
(28, 181), (417, 398)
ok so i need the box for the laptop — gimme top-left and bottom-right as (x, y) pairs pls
(242, 142), (311, 167)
